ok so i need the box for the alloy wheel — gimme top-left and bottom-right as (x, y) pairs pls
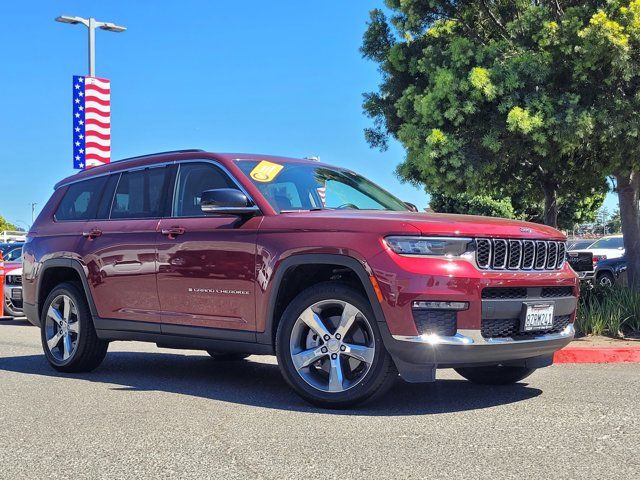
(44, 294), (80, 362)
(599, 275), (614, 288)
(289, 299), (375, 393)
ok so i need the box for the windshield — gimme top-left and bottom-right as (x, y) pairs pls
(236, 160), (409, 213)
(589, 237), (624, 250)
(3, 247), (23, 262)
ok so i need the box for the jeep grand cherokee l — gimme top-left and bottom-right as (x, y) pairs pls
(22, 150), (578, 408)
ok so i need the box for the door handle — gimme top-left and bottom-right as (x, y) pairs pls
(161, 227), (186, 239)
(82, 228), (102, 239)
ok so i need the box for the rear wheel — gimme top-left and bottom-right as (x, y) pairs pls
(276, 282), (396, 408)
(40, 282), (108, 373)
(454, 365), (535, 385)
(206, 351), (250, 361)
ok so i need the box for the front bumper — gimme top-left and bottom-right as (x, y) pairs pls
(380, 323), (574, 383)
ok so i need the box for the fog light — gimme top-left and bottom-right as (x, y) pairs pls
(412, 301), (469, 311)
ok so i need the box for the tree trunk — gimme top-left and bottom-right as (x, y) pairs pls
(615, 171), (640, 290)
(542, 181), (558, 228)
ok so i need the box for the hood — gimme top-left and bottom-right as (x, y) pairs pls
(276, 210), (564, 239)
(4, 263), (22, 275)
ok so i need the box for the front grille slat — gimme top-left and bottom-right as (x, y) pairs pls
(5, 275), (22, 286)
(522, 240), (536, 269)
(475, 238), (566, 272)
(476, 239), (491, 269)
(556, 242), (566, 269)
(534, 241), (548, 270)
(508, 240), (522, 269)
(492, 239), (508, 269)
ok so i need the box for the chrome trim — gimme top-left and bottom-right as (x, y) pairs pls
(392, 323), (574, 345)
(391, 332), (474, 345)
(473, 238), (565, 272)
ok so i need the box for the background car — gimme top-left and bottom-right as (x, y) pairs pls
(568, 235), (624, 283)
(567, 239), (595, 251)
(2, 246), (23, 317)
(0, 242), (24, 257)
(593, 256), (627, 288)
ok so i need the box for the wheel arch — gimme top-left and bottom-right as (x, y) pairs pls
(36, 258), (98, 326)
(256, 254), (387, 346)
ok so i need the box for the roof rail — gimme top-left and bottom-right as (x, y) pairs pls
(112, 149), (205, 163)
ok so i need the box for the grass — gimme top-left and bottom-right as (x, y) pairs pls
(576, 286), (640, 338)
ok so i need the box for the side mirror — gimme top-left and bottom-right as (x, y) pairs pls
(404, 201), (419, 212)
(200, 189), (260, 216)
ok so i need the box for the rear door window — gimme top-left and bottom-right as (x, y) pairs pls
(55, 176), (107, 221)
(110, 167), (171, 219)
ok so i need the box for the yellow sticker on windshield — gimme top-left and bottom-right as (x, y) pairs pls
(250, 160), (284, 182)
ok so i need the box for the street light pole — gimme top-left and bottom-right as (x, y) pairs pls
(55, 15), (126, 77)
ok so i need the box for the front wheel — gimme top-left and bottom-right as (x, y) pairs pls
(276, 282), (396, 408)
(454, 365), (535, 385)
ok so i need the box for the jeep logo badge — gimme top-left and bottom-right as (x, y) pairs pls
(520, 227), (533, 233)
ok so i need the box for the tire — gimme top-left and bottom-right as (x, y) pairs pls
(206, 351), (250, 361)
(454, 365), (535, 385)
(275, 282), (396, 408)
(40, 282), (108, 373)
(596, 271), (615, 288)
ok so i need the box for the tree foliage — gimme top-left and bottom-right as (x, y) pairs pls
(429, 191), (515, 218)
(360, 0), (610, 229)
(0, 215), (18, 232)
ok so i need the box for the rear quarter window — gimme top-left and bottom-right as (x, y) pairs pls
(54, 177), (107, 221)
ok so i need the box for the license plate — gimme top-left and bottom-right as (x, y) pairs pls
(11, 289), (22, 300)
(522, 303), (554, 332)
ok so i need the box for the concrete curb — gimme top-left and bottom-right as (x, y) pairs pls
(554, 346), (640, 364)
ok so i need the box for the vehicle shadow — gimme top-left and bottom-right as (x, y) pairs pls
(0, 351), (542, 416)
(0, 318), (31, 326)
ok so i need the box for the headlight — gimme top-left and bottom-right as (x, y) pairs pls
(384, 236), (473, 257)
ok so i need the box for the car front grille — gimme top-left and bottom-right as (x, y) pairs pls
(412, 309), (457, 336)
(475, 239), (566, 271)
(481, 315), (572, 339)
(5, 275), (22, 286)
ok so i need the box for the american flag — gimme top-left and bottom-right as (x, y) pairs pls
(73, 75), (111, 169)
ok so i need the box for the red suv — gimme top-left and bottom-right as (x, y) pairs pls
(22, 150), (578, 407)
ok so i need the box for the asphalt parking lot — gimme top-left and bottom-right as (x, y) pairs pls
(0, 319), (638, 480)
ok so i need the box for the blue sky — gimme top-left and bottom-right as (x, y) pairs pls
(0, 1), (616, 228)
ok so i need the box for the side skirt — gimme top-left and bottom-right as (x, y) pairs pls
(94, 318), (274, 355)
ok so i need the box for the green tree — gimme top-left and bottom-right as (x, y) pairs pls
(570, 1), (640, 286)
(429, 191), (515, 218)
(360, 1), (608, 229)
(0, 215), (18, 232)
(607, 209), (622, 234)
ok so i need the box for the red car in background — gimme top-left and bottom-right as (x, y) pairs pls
(2, 244), (24, 317)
